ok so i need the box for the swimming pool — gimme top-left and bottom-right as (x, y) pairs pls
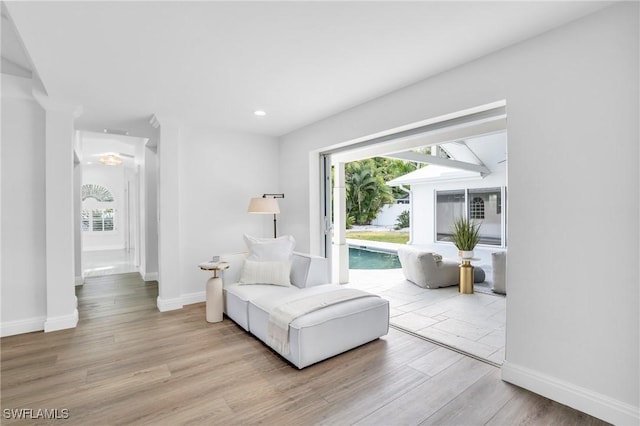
(349, 247), (401, 270)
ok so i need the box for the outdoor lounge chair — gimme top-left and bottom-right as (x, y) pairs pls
(397, 246), (459, 289)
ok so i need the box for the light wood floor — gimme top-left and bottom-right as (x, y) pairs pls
(1, 273), (608, 425)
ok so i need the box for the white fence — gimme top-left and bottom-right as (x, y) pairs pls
(371, 203), (410, 227)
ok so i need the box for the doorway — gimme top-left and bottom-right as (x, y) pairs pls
(318, 103), (508, 365)
(78, 131), (143, 278)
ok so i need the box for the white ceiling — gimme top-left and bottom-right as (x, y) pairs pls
(4, 1), (611, 137)
(80, 131), (142, 168)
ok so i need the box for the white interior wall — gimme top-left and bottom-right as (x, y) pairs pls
(73, 131), (83, 285)
(0, 74), (47, 335)
(176, 125), (279, 302)
(153, 119), (279, 310)
(73, 160), (83, 283)
(155, 119), (181, 309)
(39, 94), (80, 333)
(123, 166), (138, 253)
(143, 143), (158, 280)
(278, 4), (638, 424)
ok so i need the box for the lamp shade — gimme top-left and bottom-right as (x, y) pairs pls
(247, 197), (280, 214)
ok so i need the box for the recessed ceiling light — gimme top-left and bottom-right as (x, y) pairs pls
(254, 110), (266, 116)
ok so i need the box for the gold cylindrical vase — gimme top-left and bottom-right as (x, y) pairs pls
(459, 261), (474, 294)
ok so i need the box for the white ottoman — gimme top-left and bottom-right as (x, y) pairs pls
(248, 284), (390, 369)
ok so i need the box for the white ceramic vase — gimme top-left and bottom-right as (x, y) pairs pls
(459, 250), (474, 259)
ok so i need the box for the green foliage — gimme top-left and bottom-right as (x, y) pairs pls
(394, 210), (410, 230)
(346, 215), (355, 230)
(451, 216), (481, 251)
(370, 157), (420, 199)
(345, 158), (419, 225)
(345, 159), (395, 225)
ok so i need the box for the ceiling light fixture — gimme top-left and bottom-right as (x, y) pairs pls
(254, 110), (267, 116)
(99, 153), (123, 166)
(103, 128), (129, 136)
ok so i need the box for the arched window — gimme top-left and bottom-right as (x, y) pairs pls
(81, 184), (115, 232)
(470, 197), (485, 219)
(82, 184), (114, 202)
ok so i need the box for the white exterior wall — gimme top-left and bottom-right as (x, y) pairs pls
(410, 170), (506, 266)
(1, 75), (47, 336)
(279, 4), (639, 424)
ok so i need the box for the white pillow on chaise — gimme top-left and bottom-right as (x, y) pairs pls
(243, 234), (295, 261)
(239, 259), (292, 287)
(239, 234), (296, 286)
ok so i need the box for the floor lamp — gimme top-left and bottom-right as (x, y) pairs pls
(247, 193), (284, 238)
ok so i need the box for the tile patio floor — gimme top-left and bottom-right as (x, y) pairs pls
(345, 268), (506, 365)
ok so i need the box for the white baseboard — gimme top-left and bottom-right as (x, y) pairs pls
(75, 276), (84, 286)
(181, 291), (205, 306)
(141, 272), (158, 282)
(502, 361), (639, 425)
(156, 292), (204, 312)
(44, 309), (78, 333)
(1, 316), (45, 337)
(156, 296), (183, 312)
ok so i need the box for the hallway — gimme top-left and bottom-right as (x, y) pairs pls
(82, 249), (138, 277)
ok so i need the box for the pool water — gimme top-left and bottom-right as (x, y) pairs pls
(349, 247), (401, 269)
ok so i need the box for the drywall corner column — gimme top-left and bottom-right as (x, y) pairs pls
(143, 142), (158, 280)
(34, 91), (82, 332)
(151, 115), (182, 311)
(332, 161), (349, 284)
(73, 152), (83, 285)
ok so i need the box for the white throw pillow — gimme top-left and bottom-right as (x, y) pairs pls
(239, 260), (291, 287)
(244, 234), (295, 261)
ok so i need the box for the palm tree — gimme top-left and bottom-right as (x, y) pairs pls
(345, 160), (395, 225)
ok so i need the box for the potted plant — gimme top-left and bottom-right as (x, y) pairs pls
(451, 216), (481, 259)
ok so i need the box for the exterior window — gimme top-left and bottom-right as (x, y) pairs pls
(82, 184), (114, 202)
(435, 190), (465, 242)
(436, 187), (505, 247)
(82, 184), (115, 232)
(81, 210), (90, 231)
(91, 208), (114, 231)
(470, 197), (485, 219)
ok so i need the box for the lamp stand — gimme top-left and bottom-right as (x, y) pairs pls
(273, 214), (277, 238)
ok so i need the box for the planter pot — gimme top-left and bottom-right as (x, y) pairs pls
(459, 250), (474, 259)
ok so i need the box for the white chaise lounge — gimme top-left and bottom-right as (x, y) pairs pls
(220, 250), (389, 369)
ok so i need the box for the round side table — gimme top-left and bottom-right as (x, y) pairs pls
(198, 261), (230, 323)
